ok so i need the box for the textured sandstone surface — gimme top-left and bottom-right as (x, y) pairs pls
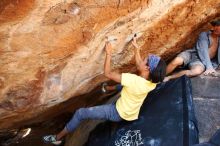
(0, 0), (219, 130)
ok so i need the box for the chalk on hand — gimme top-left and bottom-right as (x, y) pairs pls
(106, 36), (117, 43)
(125, 34), (134, 43)
(125, 32), (142, 43)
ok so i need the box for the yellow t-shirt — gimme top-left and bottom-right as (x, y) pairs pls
(116, 73), (157, 121)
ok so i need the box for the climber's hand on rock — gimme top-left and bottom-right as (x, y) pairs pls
(132, 36), (139, 49)
(105, 41), (112, 55)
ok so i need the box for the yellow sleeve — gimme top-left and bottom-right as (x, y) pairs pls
(121, 73), (138, 87)
(121, 73), (156, 93)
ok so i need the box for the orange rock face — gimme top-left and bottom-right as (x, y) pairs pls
(0, 0), (219, 130)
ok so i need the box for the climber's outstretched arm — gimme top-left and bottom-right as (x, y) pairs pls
(132, 36), (144, 70)
(104, 42), (121, 83)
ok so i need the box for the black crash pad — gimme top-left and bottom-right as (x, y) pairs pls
(85, 76), (199, 146)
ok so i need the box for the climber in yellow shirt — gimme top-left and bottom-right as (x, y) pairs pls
(43, 36), (167, 145)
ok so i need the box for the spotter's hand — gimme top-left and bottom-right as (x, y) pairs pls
(203, 69), (216, 76)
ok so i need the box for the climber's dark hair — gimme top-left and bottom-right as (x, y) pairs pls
(149, 59), (167, 83)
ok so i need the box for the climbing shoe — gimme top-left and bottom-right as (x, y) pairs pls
(43, 135), (62, 145)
